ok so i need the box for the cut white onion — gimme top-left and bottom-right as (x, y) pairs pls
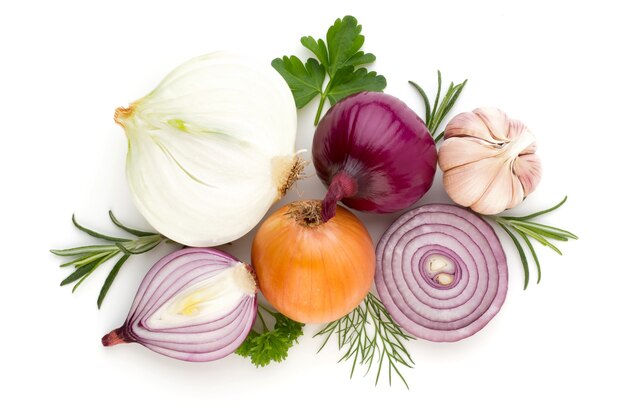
(102, 248), (257, 362)
(115, 51), (300, 246)
(375, 204), (508, 342)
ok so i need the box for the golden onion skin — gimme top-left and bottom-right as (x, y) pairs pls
(252, 200), (375, 324)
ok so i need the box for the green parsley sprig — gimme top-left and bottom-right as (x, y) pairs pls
(236, 304), (304, 367)
(489, 196), (578, 289)
(50, 212), (168, 308)
(410, 71), (467, 143)
(272, 15), (386, 125)
(316, 293), (414, 389)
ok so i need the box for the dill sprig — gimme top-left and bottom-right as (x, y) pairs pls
(50, 212), (168, 308)
(409, 70), (467, 142)
(490, 196), (578, 289)
(315, 293), (414, 389)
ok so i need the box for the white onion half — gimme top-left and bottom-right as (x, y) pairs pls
(115, 51), (299, 246)
(375, 204), (508, 342)
(102, 248), (257, 362)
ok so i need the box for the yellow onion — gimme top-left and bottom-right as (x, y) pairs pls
(252, 200), (375, 323)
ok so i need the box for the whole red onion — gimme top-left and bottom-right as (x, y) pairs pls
(312, 92), (437, 221)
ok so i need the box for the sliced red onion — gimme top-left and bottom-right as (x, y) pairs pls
(375, 204), (507, 342)
(102, 248), (257, 361)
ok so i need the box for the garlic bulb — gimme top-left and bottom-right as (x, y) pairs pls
(114, 51), (300, 247)
(438, 107), (541, 215)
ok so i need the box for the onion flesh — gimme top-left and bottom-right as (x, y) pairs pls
(102, 248), (257, 361)
(375, 204), (507, 342)
(312, 91), (437, 221)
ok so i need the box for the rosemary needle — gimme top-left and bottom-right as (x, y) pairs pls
(489, 196), (578, 289)
(50, 211), (170, 308)
(410, 70), (468, 142)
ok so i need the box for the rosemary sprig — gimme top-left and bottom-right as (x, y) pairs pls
(489, 196), (578, 289)
(315, 293), (414, 389)
(51, 211), (169, 308)
(409, 71), (467, 143)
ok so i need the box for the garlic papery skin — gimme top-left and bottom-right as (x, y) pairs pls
(115, 51), (300, 247)
(438, 107), (542, 215)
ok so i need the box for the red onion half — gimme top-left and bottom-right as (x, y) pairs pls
(313, 92), (437, 222)
(102, 248), (257, 361)
(375, 204), (507, 342)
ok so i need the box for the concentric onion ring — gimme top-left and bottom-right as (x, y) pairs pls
(375, 204), (507, 342)
(102, 248), (257, 361)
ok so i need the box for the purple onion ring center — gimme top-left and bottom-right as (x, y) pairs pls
(417, 249), (460, 290)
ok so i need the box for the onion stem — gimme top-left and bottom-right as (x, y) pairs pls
(321, 171), (357, 222)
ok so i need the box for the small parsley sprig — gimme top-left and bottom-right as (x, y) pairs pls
(50, 212), (168, 308)
(236, 304), (304, 367)
(410, 71), (467, 142)
(315, 293), (414, 389)
(490, 196), (578, 289)
(272, 15), (386, 125)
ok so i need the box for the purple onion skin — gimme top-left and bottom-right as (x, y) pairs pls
(313, 92), (437, 221)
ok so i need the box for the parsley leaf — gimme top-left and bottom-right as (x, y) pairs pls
(272, 15), (386, 125)
(235, 304), (304, 367)
(271, 57), (325, 108)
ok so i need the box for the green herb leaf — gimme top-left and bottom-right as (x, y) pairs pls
(72, 214), (131, 243)
(490, 196), (577, 288)
(325, 15), (370, 74)
(273, 15), (386, 126)
(499, 223), (530, 289)
(326, 66), (386, 105)
(97, 254), (130, 309)
(52, 212), (170, 306)
(236, 305), (304, 367)
(271, 56), (325, 108)
(316, 293), (414, 389)
(410, 72), (467, 142)
(108, 211), (155, 237)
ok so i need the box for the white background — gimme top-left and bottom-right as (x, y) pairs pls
(1, 0), (624, 415)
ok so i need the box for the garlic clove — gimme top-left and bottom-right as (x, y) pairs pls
(474, 107), (510, 141)
(438, 136), (500, 171)
(444, 111), (495, 142)
(442, 157), (502, 208)
(514, 152), (542, 195)
(507, 118), (527, 139)
(471, 162), (521, 214)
